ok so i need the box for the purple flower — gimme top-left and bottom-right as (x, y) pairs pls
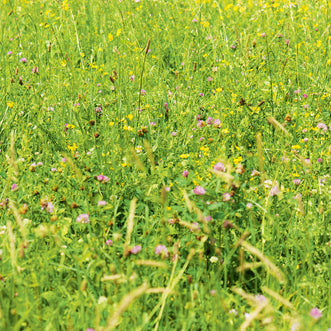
(97, 175), (109, 182)
(223, 192), (231, 201)
(293, 179), (301, 185)
(285, 39), (290, 45)
(46, 202), (54, 213)
(192, 18), (198, 22)
(129, 75), (135, 82)
(155, 245), (169, 257)
(317, 122), (327, 132)
(213, 119), (221, 128)
(76, 214), (89, 223)
(150, 122), (156, 126)
(98, 200), (107, 206)
(270, 186), (280, 196)
(230, 44), (236, 49)
(171, 131), (177, 136)
(198, 93), (204, 97)
(86, 329), (95, 331)
(204, 215), (212, 222)
(11, 183), (18, 191)
(310, 307), (322, 319)
(223, 220), (233, 228)
(51, 168), (57, 172)
(246, 203), (253, 209)
(130, 245), (141, 254)
(32, 67), (39, 73)
(303, 104), (309, 109)
(194, 186), (206, 195)
(206, 117), (213, 125)
(182, 170), (189, 177)
(207, 77), (213, 81)
(140, 89), (146, 95)
(7, 51), (12, 56)
(302, 94), (308, 99)
(214, 162), (226, 172)
(317, 158), (323, 163)
(261, 32), (266, 37)
(20, 58), (27, 63)
(105, 239), (113, 246)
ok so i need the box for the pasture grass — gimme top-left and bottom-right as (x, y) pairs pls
(0, 0), (330, 330)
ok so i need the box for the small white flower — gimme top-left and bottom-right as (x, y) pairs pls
(210, 256), (218, 263)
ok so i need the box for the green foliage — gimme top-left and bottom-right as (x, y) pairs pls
(0, 0), (330, 330)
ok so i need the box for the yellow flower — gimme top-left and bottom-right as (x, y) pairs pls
(116, 29), (121, 37)
(127, 114), (133, 121)
(109, 122), (115, 126)
(108, 33), (114, 42)
(180, 154), (190, 159)
(67, 143), (78, 152)
(7, 101), (14, 108)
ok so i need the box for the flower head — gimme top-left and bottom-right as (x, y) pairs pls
(76, 214), (89, 223)
(310, 307), (322, 319)
(182, 170), (189, 177)
(214, 162), (226, 172)
(155, 245), (169, 257)
(194, 186), (206, 195)
(130, 245), (141, 254)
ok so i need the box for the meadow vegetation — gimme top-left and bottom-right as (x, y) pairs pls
(0, 0), (330, 330)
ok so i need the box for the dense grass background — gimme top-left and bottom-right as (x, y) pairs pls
(0, 0), (330, 330)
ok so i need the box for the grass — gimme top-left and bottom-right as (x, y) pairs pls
(0, 0), (330, 330)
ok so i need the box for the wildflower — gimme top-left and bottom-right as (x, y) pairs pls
(206, 117), (213, 125)
(214, 162), (226, 172)
(197, 120), (205, 128)
(302, 94), (308, 98)
(204, 215), (212, 222)
(7, 51), (12, 56)
(51, 168), (57, 172)
(223, 220), (233, 229)
(293, 179), (301, 185)
(317, 158), (323, 163)
(210, 290), (216, 296)
(129, 75), (135, 82)
(46, 202), (54, 213)
(261, 32), (266, 37)
(285, 39), (290, 45)
(190, 222), (200, 232)
(210, 256), (218, 263)
(182, 170), (189, 177)
(199, 93), (204, 97)
(310, 308), (322, 319)
(155, 245), (169, 257)
(213, 119), (221, 128)
(32, 67), (39, 73)
(270, 185), (280, 196)
(140, 89), (146, 95)
(246, 203), (253, 209)
(105, 239), (113, 246)
(317, 122), (327, 132)
(171, 131), (177, 136)
(229, 309), (238, 316)
(192, 18), (198, 22)
(11, 183), (18, 191)
(98, 200), (107, 206)
(194, 186), (206, 195)
(130, 245), (141, 254)
(97, 175), (109, 183)
(230, 44), (236, 49)
(251, 169), (260, 177)
(303, 104), (309, 109)
(223, 192), (231, 201)
(47, 106), (54, 112)
(207, 77), (213, 81)
(76, 214), (89, 223)
(20, 58), (27, 63)
(294, 89), (301, 94)
(150, 122), (156, 126)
